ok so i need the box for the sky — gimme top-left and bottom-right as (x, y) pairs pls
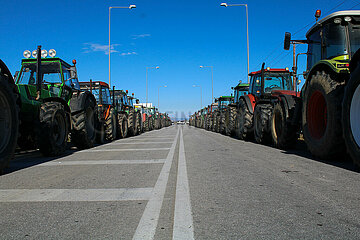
(1, 0), (359, 119)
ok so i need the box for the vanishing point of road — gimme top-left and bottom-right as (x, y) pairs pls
(1, 125), (360, 239)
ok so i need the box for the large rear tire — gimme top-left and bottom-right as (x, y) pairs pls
(302, 71), (345, 159)
(219, 112), (226, 134)
(227, 106), (236, 136)
(271, 101), (299, 149)
(71, 97), (96, 149)
(128, 109), (135, 136)
(0, 73), (19, 171)
(254, 104), (273, 144)
(343, 66), (360, 166)
(39, 102), (68, 156)
(144, 115), (150, 132)
(105, 107), (117, 141)
(235, 99), (253, 140)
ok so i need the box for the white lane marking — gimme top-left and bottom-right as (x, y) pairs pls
(109, 142), (172, 145)
(133, 128), (180, 240)
(82, 148), (170, 153)
(0, 188), (152, 202)
(40, 159), (166, 166)
(173, 127), (194, 240)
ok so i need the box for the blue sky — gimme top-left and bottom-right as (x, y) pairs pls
(1, 0), (359, 119)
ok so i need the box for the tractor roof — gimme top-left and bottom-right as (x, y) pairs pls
(22, 57), (72, 68)
(234, 83), (249, 90)
(219, 96), (233, 100)
(249, 68), (289, 76)
(307, 10), (360, 37)
(79, 81), (109, 89)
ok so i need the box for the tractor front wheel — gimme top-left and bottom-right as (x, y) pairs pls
(39, 102), (68, 156)
(235, 99), (253, 140)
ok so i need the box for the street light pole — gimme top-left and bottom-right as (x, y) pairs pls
(193, 85), (202, 109)
(158, 85), (167, 110)
(200, 65), (213, 103)
(108, 5), (136, 88)
(146, 66), (160, 106)
(221, 2), (250, 83)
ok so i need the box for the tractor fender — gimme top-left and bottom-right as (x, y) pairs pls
(278, 94), (302, 125)
(240, 94), (255, 114)
(69, 91), (96, 114)
(43, 97), (71, 114)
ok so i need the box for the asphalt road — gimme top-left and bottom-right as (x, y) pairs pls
(1, 124), (360, 239)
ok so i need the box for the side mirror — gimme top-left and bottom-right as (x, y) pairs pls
(69, 66), (78, 79)
(284, 32), (291, 50)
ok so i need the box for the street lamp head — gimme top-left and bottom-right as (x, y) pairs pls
(164, 85), (167, 88)
(220, 3), (228, 7)
(156, 66), (160, 69)
(129, 5), (136, 9)
(199, 65), (203, 68)
(192, 85), (196, 87)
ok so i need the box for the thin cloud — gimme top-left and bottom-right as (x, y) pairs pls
(131, 34), (151, 39)
(120, 52), (138, 56)
(83, 43), (120, 55)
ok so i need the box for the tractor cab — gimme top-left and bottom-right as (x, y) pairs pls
(16, 47), (79, 116)
(111, 90), (131, 112)
(249, 67), (293, 98)
(284, 10), (360, 79)
(217, 96), (234, 111)
(79, 81), (111, 105)
(233, 82), (249, 104)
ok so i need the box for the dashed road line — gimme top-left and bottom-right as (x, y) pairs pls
(82, 148), (170, 153)
(39, 159), (166, 166)
(133, 128), (180, 240)
(0, 188), (153, 202)
(173, 127), (194, 240)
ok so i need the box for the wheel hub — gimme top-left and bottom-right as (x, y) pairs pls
(307, 90), (327, 139)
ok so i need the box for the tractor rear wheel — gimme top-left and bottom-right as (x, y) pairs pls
(227, 106), (236, 136)
(144, 115), (150, 131)
(219, 112), (226, 134)
(0, 73), (19, 171)
(105, 108), (117, 141)
(39, 102), (68, 156)
(343, 66), (360, 167)
(118, 114), (128, 138)
(235, 99), (253, 140)
(271, 101), (298, 149)
(302, 71), (345, 159)
(71, 97), (96, 149)
(128, 109), (135, 136)
(254, 104), (272, 144)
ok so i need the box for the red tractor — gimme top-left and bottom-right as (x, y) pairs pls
(236, 64), (294, 143)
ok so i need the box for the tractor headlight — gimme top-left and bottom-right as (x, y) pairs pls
(32, 50), (37, 58)
(49, 49), (56, 57)
(23, 50), (31, 59)
(41, 49), (48, 58)
(344, 16), (352, 22)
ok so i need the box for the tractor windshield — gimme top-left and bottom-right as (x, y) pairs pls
(264, 72), (293, 93)
(349, 23), (360, 56)
(90, 86), (111, 105)
(219, 99), (232, 109)
(18, 62), (62, 85)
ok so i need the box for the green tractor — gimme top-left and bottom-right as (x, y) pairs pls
(127, 93), (141, 135)
(0, 59), (20, 172)
(79, 81), (117, 143)
(15, 46), (97, 154)
(228, 82), (249, 136)
(111, 89), (130, 138)
(216, 96), (234, 134)
(280, 10), (360, 164)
